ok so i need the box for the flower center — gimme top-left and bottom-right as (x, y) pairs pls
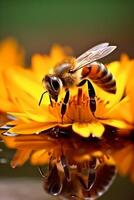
(49, 88), (109, 124)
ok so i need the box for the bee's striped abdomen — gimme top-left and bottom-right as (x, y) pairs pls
(81, 62), (116, 94)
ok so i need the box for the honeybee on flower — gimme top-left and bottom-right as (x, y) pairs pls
(41, 43), (117, 118)
(0, 39), (134, 200)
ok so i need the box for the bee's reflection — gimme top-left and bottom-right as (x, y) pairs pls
(39, 154), (116, 200)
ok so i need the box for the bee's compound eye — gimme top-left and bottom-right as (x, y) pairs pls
(51, 78), (60, 91)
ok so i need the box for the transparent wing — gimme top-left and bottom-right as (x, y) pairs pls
(78, 45), (116, 67)
(77, 43), (109, 63)
(71, 43), (116, 73)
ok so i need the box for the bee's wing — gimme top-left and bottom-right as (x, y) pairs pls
(71, 43), (116, 73)
(77, 43), (109, 63)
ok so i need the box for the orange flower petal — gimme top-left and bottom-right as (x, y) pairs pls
(31, 150), (50, 165)
(114, 145), (133, 176)
(0, 38), (24, 67)
(101, 119), (132, 129)
(9, 121), (58, 134)
(2, 134), (56, 150)
(11, 149), (32, 168)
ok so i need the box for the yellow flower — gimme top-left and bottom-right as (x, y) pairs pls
(3, 55), (132, 138)
(1, 41), (133, 198)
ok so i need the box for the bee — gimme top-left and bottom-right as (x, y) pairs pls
(39, 43), (117, 117)
(39, 155), (116, 200)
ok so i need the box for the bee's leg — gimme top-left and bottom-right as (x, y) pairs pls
(61, 154), (70, 182)
(87, 157), (97, 190)
(44, 164), (63, 196)
(38, 91), (48, 106)
(78, 174), (96, 192)
(77, 79), (96, 114)
(87, 80), (96, 114)
(78, 157), (96, 191)
(61, 89), (70, 120)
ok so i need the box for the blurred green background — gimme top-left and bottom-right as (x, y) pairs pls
(0, 0), (134, 60)
(0, 0), (134, 199)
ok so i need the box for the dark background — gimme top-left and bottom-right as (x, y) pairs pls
(0, 1), (134, 199)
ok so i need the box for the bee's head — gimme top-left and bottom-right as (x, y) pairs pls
(43, 75), (63, 101)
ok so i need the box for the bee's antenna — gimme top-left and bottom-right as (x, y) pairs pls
(39, 91), (48, 106)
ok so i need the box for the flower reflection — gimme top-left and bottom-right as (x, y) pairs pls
(2, 126), (119, 199)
